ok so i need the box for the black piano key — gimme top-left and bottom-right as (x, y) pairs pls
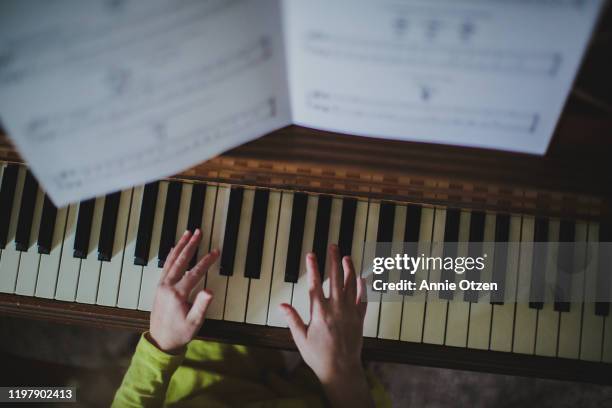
(15, 171), (38, 251)
(219, 187), (244, 276)
(37, 195), (57, 254)
(97, 192), (121, 261)
(529, 217), (549, 310)
(404, 205), (422, 243)
(463, 211), (486, 302)
(73, 198), (95, 259)
(134, 182), (159, 266)
(400, 205), (422, 295)
(376, 202), (395, 245)
(440, 208), (461, 300)
(595, 222), (612, 316)
(244, 190), (270, 279)
(490, 214), (510, 305)
(285, 193), (308, 283)
(312, 195), (332, 281)
(187, 184), (206, 232)
(554, 220), (575, 312)
(374, 202), (395, 292)
(0, 164), (19, 249)
(187, 184), (206, 267)
(595, 302), (610, 317)
(337, 198), (357, 259)
(157, 182), (182, 268)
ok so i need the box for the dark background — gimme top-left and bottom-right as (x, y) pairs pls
(1, 315), (611, 407)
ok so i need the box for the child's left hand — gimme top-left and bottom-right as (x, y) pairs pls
(149, 229), (219, 353)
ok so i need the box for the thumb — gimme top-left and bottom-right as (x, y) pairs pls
(280, 303), (307, 349)
(187, 289), (213, 327)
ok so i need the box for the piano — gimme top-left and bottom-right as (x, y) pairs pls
(1, 7), (612, 387)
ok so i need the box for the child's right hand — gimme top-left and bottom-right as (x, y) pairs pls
(280, 244), (374, 408)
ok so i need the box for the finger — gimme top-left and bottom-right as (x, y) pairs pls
(356, 277), (367, 320)
(175, 250), (219, 297)
(186, 289), (213, 328)
(162, 230), (191, 280)
(280, 303), (307, 350)
(329, 244), (343, 301)
(159, 247), (174, 285)
(306, 253), (324, 306)
(165, 229), (201, 285)
(342, 255), (357, 302)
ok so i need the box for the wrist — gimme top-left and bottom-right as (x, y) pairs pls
(319, 363), (373, 408)
(146, 331), (184, 355)
(317, 358), (364, 385)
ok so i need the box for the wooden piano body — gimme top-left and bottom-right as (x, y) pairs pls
(1, 5), (612, 386)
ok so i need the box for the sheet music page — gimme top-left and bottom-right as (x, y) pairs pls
(0, 0), (290, 206)
(284, 0), (602, 154)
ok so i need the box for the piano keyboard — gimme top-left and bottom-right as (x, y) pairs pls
(0, 162), (611, 364)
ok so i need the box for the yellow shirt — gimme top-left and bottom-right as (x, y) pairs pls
(112, 333), (391, 407)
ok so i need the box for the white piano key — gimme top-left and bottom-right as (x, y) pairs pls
(378, 204), (407, 340)
(246, 191), (281, 325)
(557, 222), (588, 359)
(189, 185), (217, 302)
(362, 201), (381, 338)
(322, 197), (342, 298)
(176, 183), (192, 239)
(466, 213), (496, 350)
(512, 216), (538, 354)
(0, 166), (26, 294)
(153, 183), (193, 291)
(15, 185), (45, 296)
(444, 210), (471, 347)
(580, 223), (604, 362)
(422, 208), (448, 345)
(267, 192), (296, 327)
(35, 206), (68, 299)
(291, 194), (319, 324)
(171, 182), (191, 273)
(350, 200), (369, 283)
(224, 188), (255, 322)
(204, 185), (231, 319)
(138, 182), (168, 312)
(535, 220), (561, 357)
(117, 186), (145, 309)
(75, 196), (105, 304)
(97, 189), (133, 306)
(490, 215), (522, 352)
(400, 207), (434, 343)
(54, 203), (81, 301)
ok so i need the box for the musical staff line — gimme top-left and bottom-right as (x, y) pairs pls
(24, 36), (273, 144)
(303, 31), (561, 77)
(306, 91), (538, 134)
(0, 0), (240, 84)
(51, 98), (276, 191)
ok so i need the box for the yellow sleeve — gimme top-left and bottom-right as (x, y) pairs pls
(365, 370), (393, 408)
(112, 333), (185, 408)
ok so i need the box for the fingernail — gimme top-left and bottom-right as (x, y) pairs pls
(183, 230), (190, 236)
(194, 228), (201, 235)
(307, 252), (315, 260)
